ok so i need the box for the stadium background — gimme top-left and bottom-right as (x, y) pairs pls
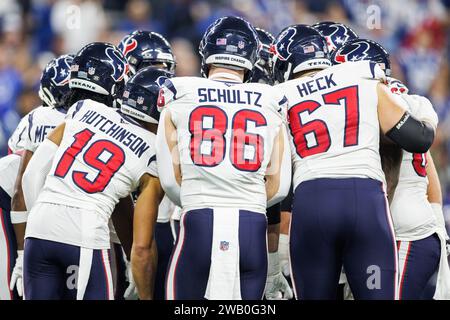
(0, 0), (449, 217)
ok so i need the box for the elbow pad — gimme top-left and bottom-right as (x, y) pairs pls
(266, 203), (281, 225)
(386, 112), (434, 153)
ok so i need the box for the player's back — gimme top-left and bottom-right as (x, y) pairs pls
(277, 60), (386, 189)
(25, 105), (67, 152)
(390, 151), (436, 239)
(163, 77), (285, 213)
(7, 110), (32, 154)
(38, 99), (157, 218)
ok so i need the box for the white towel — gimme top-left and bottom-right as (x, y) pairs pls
(433, 229), (450, 300)
(204, 207), (241, 300)
(76, 247), (93, 300)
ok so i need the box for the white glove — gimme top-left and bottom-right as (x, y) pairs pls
(386, 77), (409, 95)
(401, 94), (439, 130)
(10, 250), (24, 297)
(278, 234), (290, 277)
(265, 252), (293, 300)
(123, 260), (138, 300)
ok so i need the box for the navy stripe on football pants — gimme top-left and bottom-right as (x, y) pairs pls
(290, 178), (398, 300)
(111, 242), (127, 300)
(165, 208), (268, 300)
(154, 221), (175, 300)
(0, 187), (17, 300)
(23, 238), (113, 300)
(397, 233), (440, 300)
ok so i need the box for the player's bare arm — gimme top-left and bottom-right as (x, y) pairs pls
(156, 109), (181, 206)
(266, 124), (291, 206)
(131, 173), (164, 300)
(377, 83), (435, 153)
(111, 195), (134, 260)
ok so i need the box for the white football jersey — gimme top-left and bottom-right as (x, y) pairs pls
(7, 111), (32, 154)
(277, 61), (386, 189)
(160, 76), (286, 213)
(28, 99), (157, 249)
(390, 151), (436, 240)
(24, 106), (67, 153)
(0, 154), (21, 197)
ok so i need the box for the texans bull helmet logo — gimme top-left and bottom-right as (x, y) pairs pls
(105, 46), (128, 82)
(333, 40), (370, 64)
(118, 35), (138, 57)
(271, 26), (297, 61)
(48, 55), (73, 87)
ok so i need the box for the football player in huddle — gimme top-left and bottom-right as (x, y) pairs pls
(118, 30), (177, 300)
(273, 24), (437, 299)
(17, 42), (163, 300)
(155, 16), (291, 300)
(6, 54), (74, 299)
(274, 21), (359, 297)
(251, 27), (293, 301)
(332, 38), (450, 300)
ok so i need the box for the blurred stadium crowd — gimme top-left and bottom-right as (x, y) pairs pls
(0, 0), (449, 207)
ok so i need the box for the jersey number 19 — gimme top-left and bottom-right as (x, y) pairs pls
(54, 129), (125, 193)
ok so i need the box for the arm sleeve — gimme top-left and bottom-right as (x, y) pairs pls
(22, 139), (58, 211)
(385, 112), (435, 153)
(267, 124), (292, 207)
(155, 109), (181, 207)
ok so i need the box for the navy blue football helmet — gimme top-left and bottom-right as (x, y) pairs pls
(199, 16), (260, 81)
(331, 38), (391, 76)
(121, 67), (173, 124)
(312, 21), (358, 55)
(272, 24), (331, 83)
(39, 54), (74, 108)
(251, 28), (275, 84)
(118, 30), (176, 75)
(70, 42), (128, 100)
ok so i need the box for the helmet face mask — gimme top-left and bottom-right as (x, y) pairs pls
(39, 54), (74, 108)
(331, 38), (391, 76)
(118, 31), (176, 75)
(199, 16), (260, 82)
(69, 42), (128, 101)
(272, 25), (331, 83)
(250, 28), (275, 85)
(121, 67), (173, 124)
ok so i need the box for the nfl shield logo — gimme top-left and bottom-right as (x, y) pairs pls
(238, 41), (245, 49)
(219, 241), (229, 251)
(88, 67), (96, 75)
(123, 90), (129, 98)
(137, 96), (144, 104)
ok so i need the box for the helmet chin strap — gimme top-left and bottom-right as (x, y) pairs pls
(208, 72), (243, 83)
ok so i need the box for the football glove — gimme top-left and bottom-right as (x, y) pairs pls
(265, 252), (293, 300)
(386, 77), (409, 95)
(123, 260), (139, 300)
(279, 234), (290, 277)
(10, 250), (24, 297)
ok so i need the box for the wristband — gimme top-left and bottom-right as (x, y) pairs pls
(10, 211), (28, 224)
